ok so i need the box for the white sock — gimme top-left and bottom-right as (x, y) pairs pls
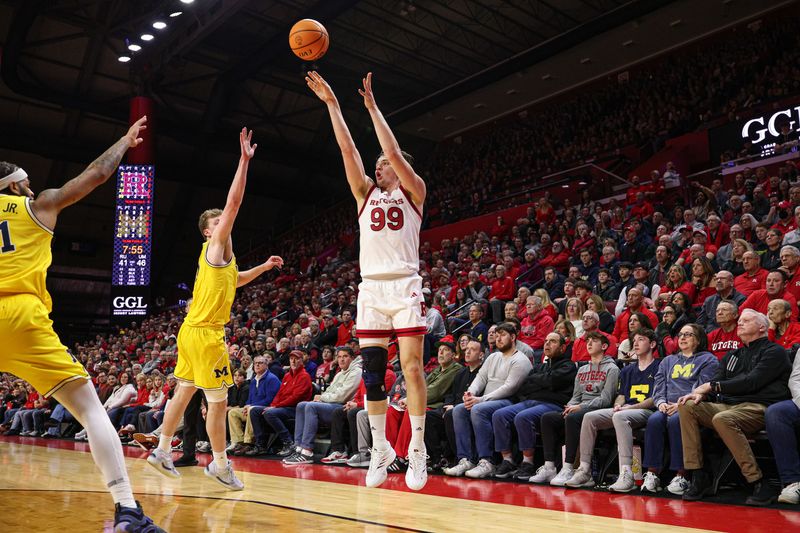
(213, 450), (228, 469)
(620, 464), (633, 473)
(368, 414), (389, 450)
(544, 460), (555, 470)
(300, 448), (313, 457)
(522, 456), (533, 464)
(53, 381), (137, 508)
(157, 434), (173, 453)
(409, 415), (425, 451)
(579, 461), (591, 472)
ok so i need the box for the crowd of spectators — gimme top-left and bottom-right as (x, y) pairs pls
(422, 17), (800, 224)
(4, 14), (800, 510)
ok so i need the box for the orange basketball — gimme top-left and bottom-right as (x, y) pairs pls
(289, 19), (329, 61)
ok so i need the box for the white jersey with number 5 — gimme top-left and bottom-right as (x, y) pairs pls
(358, 184), (421, 280)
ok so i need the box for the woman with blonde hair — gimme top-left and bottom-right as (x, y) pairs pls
(534, 288), (558, 321)
(658, 265), (695, 309)
(721, 238), (752, 277)
(564, 297), (586, 338)
(553, 319), (576, 361)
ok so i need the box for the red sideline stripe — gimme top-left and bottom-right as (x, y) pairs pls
(356, 328), (394, 338)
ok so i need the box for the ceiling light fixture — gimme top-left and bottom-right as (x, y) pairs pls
(180, 0), (195, 4)
(170, 11), (182, 17)
(141, 33), (154, 41)
(153, 21), (167, 30)
(118, 56), (131, 63)
(128, 43), (142, 52)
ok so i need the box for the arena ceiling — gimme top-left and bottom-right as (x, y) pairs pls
(0, 0), (787, 332)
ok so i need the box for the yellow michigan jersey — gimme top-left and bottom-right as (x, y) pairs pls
(175, 241), (237, 390)
(0, 194), (88, 396)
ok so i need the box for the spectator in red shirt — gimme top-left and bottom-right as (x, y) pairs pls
(779, 245), (800, 302)
(741, 270), (799, 321)
(539, 240), (571, 271)
(490, 216), (510, 239)
(489, 264), (516, 324)
(772, 201), (797, 235)
(613, 287), (659, 342)
(572, 310), (618, 362)
(250, 351), (314, 455)
(519, 296), (555, 359)
(767, 299), (800, 349)
(629, 191), (655, 220)
(336, 310), (354, 347)
(734, 251), (768, 297)
(705, 213), (730, 250)
(706, 301), (742, 360)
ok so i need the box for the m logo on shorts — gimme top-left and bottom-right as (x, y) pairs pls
(213, 367), (229, 379)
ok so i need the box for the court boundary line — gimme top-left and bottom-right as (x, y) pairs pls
(0, 488), (434, 532)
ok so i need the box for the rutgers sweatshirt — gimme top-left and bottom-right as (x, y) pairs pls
(567, 355), (620, 409)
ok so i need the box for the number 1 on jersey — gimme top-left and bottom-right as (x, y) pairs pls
(0, 220), (15, 253)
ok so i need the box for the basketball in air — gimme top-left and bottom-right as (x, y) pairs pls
(289, 19), (329, 61)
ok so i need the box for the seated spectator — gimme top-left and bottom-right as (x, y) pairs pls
(376, 340), (462, 470)
(648, 246), (672, 288)
(283, 347), (361, 464)
(466, 271), (489, 306)
(100, 373), (136, 431)
(423, 288), (446, 359)
(518, 296), (555, 361)
(323, 357), (395, 464)
(490, 332), (577, 481)
(616, 264), (659, 316)
(741, 270), (799, 320)
(689, 258), (717, 310)
(542, 267), (565, 303)
(658, 265), (696, 309)
(533, 288), (559, 322)
(782, 206), (800, 247)
(248, 352), (312, 456)
(718, 229), (745, 269)
(489, 264), (515, 324)
(698, 270), (746, 332)
(566, 329), (660, 490)
(780, 245), (800, 301)
(586, 294), (615, 334)
(116, 373), (150, 433)
(733, 251), (768, 297)
(767, 299), (800, 349)
(613, 287), (658, 341)
(564, 297), (585, 338)
(593, 268), (618, 301)
(761, 229), (785, 271)
(443, 323), (531, 478)
(678, 309), (791, 505)
(707, 301), (742, 360)
(517, 249), (543, 288)
(505, 317), (535, 362)
(617, 312), (655, 361)
(425, 339), (484, 467)
(458, 304), (487, 347)
(575, 249), (599, 285)
(227, 355), (281, 455)
(531, 332), (619, 486)
(572, 311), (618, 362)
(642, 324), (718, 494)
(764, 344), (800, 504)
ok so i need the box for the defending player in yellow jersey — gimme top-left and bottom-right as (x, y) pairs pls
(0, 117), (167, 531)
(148, 127), (283, 491)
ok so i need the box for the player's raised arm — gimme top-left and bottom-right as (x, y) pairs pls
(237, 255), (284, 288)
(359, 72), (426, 206)
(32, 116), (147, 228)
(208, 128), (255, 260)
(306, 70), (372, 204)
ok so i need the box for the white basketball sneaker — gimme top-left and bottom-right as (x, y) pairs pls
(365, 446), (396, 488)
(405, 447), (428, 491)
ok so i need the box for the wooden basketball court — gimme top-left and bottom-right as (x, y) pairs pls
(1, 436), (798, 532)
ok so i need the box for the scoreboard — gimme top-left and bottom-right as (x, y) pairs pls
(111, 165), (153, 318)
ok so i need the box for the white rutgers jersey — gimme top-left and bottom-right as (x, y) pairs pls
(357, 184), (422, 279)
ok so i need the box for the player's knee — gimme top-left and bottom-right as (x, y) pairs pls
(361, 345), (388, 401)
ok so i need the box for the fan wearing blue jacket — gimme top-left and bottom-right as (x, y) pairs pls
(641, 323), (718, 495)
